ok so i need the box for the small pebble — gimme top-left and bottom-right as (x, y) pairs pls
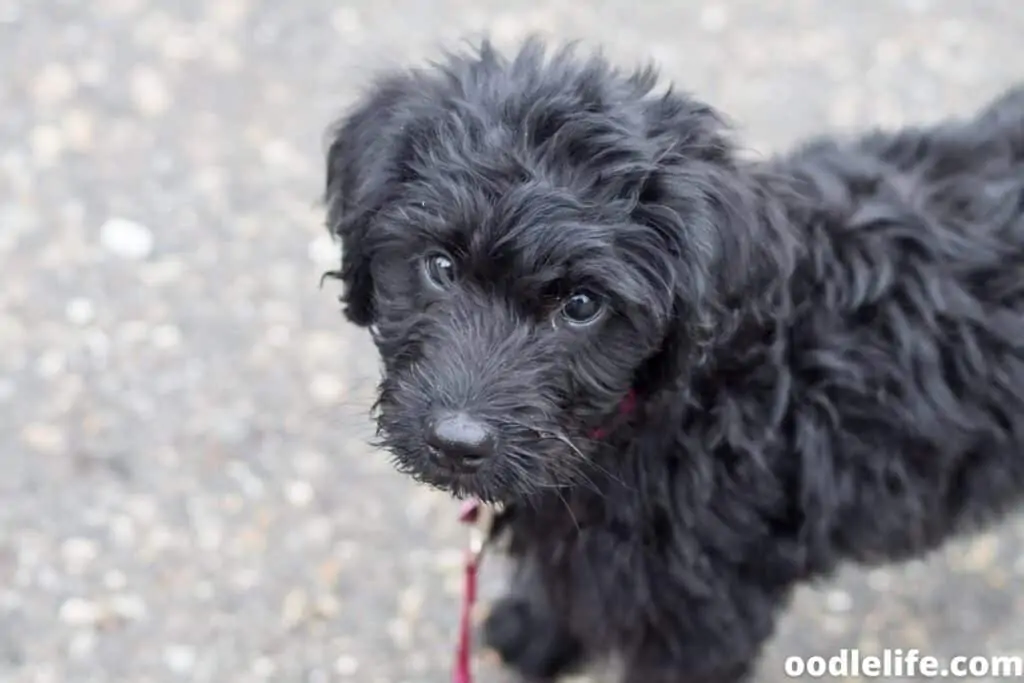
(307, 234), (338, 266)
(100, 217), (154, 260)
(32, 63), (77, 106)
(281, 588), (310, 630)
(314, 593), (340, 619)
(386, 617), (413, 647)
(260, 138), (304, 173)
(130, 66), (171, 116)
(962, 533), (999, 573)
(29, 125), (64, 165)
(60, 537), (99, 573)
(333, 654), (360, 677)
(68, 630), (97, 660)
(151, 324), (183, 349)
(109, 593), (148, 621)
(163, 644), (197, 675)
(285, 480), (315, 508)
(308, 374), (344, 404)
(63, 108), (95, 151)
(109, 515), (137, 546)
(59, 597), (102, 627)
(84, 330), (111, 362)
(209, 42), (243, 73)
(35, 350), (66, 378)
(21, 422), (66, 455)
(398, 586), (424, 619)
(824, 589), (853, 613)
(66, 297), (95, 326)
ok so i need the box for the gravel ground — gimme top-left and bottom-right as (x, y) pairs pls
(3, 1), (1024, 682)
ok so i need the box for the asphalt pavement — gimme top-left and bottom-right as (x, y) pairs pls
(3, 1), (1024, 681)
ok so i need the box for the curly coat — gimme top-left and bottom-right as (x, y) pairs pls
(323, 39), (1024, 682)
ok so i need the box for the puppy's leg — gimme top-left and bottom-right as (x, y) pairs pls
(618, 586), (780, 683)
(482, 561), (587, 681)
(620, 645), (754, 683)
(621, 661), (752, 683)
(483, 597), (584, 681)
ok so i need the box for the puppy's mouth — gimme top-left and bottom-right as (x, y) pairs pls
(401, 453), (514, 504)
(380, 427), (592, 503)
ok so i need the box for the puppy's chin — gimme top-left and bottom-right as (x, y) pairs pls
(402, 463), (515, 504)
(384, 438), (590, 504)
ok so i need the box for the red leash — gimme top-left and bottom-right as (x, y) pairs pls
(454, 499), (484, 683)
(451, 390), (637, 683)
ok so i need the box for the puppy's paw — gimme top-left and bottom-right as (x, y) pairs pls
(482, 597), (584, 681)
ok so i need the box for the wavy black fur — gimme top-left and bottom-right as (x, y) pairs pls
(323, 39), (1024, 682)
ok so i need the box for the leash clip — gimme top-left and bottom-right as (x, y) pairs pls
(459, 499), (492, 559)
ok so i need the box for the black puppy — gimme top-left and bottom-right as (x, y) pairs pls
(323, 39), (1024, 682)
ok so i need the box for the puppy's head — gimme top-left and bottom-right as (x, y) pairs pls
(324, 40), (744, 502)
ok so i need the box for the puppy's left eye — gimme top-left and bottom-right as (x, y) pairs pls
(560, 290), (605, 326)
(422, 252), (457, 289)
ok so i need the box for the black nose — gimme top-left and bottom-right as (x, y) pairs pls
(425, 410), (496, 469)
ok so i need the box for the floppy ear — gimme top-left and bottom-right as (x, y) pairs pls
(633, 88), (800, 390)
(323, 78), (415, 327)
(631, 89), (773, 386)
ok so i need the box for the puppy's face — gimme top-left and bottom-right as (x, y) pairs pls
(324, 42), (735, 502)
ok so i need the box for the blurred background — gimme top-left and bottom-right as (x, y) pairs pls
(2, 1), (1024, 681)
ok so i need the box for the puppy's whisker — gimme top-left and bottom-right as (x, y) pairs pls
(495, 416), (597, 463)
(540, 431), (627, 492)
(502, 425), (610, 494)
(577, 457), (629, 492)
(540, 431), (586, 459)
(555, 488), (582, 534)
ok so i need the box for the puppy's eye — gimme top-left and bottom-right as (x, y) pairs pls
(560, 290), (604, 326)
(422, 251), (457, 289)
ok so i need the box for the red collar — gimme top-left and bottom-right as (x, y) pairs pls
(452, 389), (638, 683)
(587, 388), (638, 439)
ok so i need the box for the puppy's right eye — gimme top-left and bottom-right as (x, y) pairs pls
(560, 290), (605, 326)
(422, 252), (457, 289)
